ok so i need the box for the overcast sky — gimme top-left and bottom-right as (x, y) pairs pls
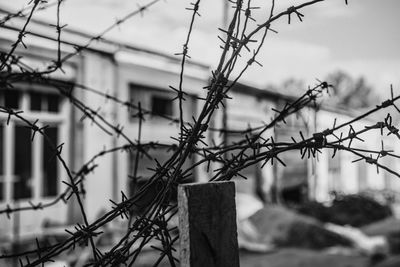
(2, 0), (400, 94)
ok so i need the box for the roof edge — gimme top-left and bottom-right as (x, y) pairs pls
(0, 8), (209, 69)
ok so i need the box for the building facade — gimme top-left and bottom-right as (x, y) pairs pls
(0, 15), (209, 238)
(1, 15), (399, 241)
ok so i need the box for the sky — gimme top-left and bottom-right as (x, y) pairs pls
(2, 0), (400, 95)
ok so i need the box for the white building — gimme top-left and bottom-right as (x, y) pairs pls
(0, 15), (209, 239)
(1, 15), (399, 242)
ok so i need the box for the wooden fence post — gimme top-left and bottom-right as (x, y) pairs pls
(178, 181), (240, 267)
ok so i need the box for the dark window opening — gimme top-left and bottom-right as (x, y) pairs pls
(0, 90), (20, 109)
(30, 92), (60, 112)
(0, 125), (3, 175)
(42, 127), (58, 197)
(151, 96), (172, 117)
(0, 125), (3, 201)
(14, 126), (32, 200)
(47, 94), (59, 112)
(30, 91), (42, 111)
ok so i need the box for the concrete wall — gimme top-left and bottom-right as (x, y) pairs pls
(81, 52), (116, 222)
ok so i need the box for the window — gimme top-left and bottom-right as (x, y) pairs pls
(13, 125), (33, 199)
(0, 86), (67, 201)
(274, 117), (309, 203)
(0, 89), (20, 109)
(42, 127), (59, 197)
(127, 84), (198, 208)
(129, 83), (197, 122)
(278, 150), (308, 203)
(30, 91), (60, 112)
(151, 95), (173, 117)
(0, 125), (3, 201)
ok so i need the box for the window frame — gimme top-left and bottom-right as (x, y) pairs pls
(150, 94), (173, 117)
(129, 83), (177, 122)
(0, 84), (70, 203)
(128, 83), (198, 123)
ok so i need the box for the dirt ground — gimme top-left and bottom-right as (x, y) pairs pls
(129, 248), (369, 267)
(239, 249), (369, 267)
(4, 248), (399, 267)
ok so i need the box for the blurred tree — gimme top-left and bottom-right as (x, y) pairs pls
(281, 78), (305, 97)
(326, 70), (378, 108)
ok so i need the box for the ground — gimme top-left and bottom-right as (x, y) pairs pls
(130, 248), (370, 267)
(240, 249), (369, 267)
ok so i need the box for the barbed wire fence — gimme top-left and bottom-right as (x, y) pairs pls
(0, 0), (399, 266)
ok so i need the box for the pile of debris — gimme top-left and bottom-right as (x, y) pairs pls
(236, 192), (400, 266)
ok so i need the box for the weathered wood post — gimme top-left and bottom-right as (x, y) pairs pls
(178, 181), (240, 267)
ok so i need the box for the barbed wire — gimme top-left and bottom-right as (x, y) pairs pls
(2, 0), (400, 266)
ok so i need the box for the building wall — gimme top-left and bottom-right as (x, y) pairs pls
(80, 52), (117, 222)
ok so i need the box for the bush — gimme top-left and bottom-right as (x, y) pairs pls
(329, 194), (392, 227)
(275, 221), (352, 249)
(295, 194), (393, 227)
(249, 205), (352, 249)
(295, 201), (331, 223)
